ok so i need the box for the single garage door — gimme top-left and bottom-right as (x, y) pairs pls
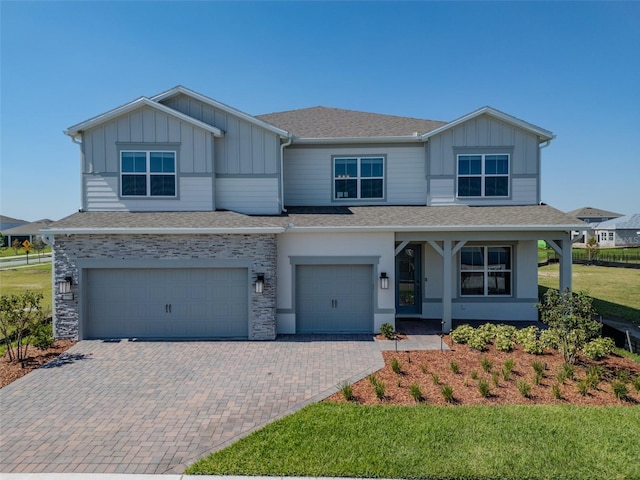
(85, 268), (248, 339)
(296, 264), (373, 333)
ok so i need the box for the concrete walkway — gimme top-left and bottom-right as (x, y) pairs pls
(0, 337), (383, 475)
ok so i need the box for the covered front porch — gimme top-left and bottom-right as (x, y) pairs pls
(393, 230), (573, 332)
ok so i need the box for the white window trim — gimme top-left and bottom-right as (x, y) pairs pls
(460, 245), (513, 297)
(456, 153), (510, 198)
(333, 156), (385, 200)
(120, 150), (177, 198)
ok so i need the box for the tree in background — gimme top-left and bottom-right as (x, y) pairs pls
(31, 237), (47, 260)
(0, 232), (5, 252)
(11, 238), (21, 255)
(585, 236), (599, 263)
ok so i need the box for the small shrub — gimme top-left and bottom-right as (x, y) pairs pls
(450, 324), (474, 344)
(582, 337), (615, 360)
(577, 378), (590, 396)
(431, 373), (440, 385)
(611, 381), (628, 400)
(480, 357), (493, 373)
(515, 326), (540, 345)
(633, 375), (640, 392)
(491, 371), (500, 387)
(616, 369), (631, 383)
(409, 383), (423, 403)
(533, 371), (543, 386)
(380, 322), (395, 340)
(494, 333), (515, 352)
(477, 323), (498, 343)
(374, 380), (386, 400)
(517, 381), (531, 398)
(532, 360), (545, 376)
(502, 365), (512, 381)
(467, 331), (488, 351)
(391, 357), (402, 374)
(540, 329), (559, 350)
(470, 370), (478, 380)
(441, 384), (455, 403)
(31, 321), (54, 350)
(339, 382), (353, 401)
(504, 358), (516, 371)
(552, 383), (562, 399)
(586, 365), (604, 389)
(522, 339), (544, 355)
(494, 324), (517, 339)
(477, 378), (491, 397)
(369, 374), (380, 387)
(420, 364), (428, 374)
(449, 361), (460, 374)
(559, 363), (575, 382)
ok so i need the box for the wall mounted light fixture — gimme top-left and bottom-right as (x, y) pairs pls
(379, 272), (389, 289)
(255, 273), (265, 294)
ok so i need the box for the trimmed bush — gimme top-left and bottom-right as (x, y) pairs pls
(582, 337), (615, 360)
(450, 324), (474, 344)
(380, 322), (395, 340)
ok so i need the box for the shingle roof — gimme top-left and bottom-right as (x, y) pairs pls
(256, 106), (446, 139)
(44, 205), (584, 233)
(595, 213), (640, 230)
(566, 206), (624, 219)
(3, 219), (54, 235)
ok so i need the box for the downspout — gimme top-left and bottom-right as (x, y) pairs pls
(279, 136), (293, 213)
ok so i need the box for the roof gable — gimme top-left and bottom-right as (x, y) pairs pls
(151, 86), (290, 138)
(567, 206), (624, 219)
(65, 97), (224, 138)
(596, 213), (640, 230)
(420, 106), (555, 142)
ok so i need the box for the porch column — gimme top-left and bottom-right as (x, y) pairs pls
(442, 240), (452, 333)
(559, 238), (572, 293)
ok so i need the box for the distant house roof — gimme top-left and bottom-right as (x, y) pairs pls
(595, 214), (640, 230)
(566, 207), (624, 220)
(0, 215), (28, 231)
(3, 219), (54, 236)
(256, 106), (446, 140)
(44, 205), (583, 234)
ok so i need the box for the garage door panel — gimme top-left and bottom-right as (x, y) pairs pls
(297, 265), (373, 334)
(86, 268), (248, 339)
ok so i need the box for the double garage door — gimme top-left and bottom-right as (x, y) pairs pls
(85, 268), (248, 339)
(296, 264), (373, 334)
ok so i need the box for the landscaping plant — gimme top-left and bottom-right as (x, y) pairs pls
(0, 291), (48, 364)
(379, 322), (395, 340)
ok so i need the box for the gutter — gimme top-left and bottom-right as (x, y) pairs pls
(279, 136), (293, 212)
(292, 134), (423, 145)
(283, 224), (585, 234)
(41, 227), (286, 235)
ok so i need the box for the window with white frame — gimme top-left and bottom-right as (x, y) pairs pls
(608, 232), (614, 241)
(599, 231), (608, 242)
(334, 157), (384, 200)
(460, 246), (512, 296)
(457, 154), (509, 197)
(121, 151), (176, 197)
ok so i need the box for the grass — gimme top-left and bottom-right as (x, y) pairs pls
(0, 264), (52, 314)
(0, 247), (51, 259)
(186, 403), (640, 479)
(538, 264), (640, 325)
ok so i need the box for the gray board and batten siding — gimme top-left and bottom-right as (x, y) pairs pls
(427, 114), (541, 206)
(160, 93), (281, 176)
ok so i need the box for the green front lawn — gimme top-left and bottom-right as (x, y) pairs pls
(187, 403), (640, 479)
(539, 264), (640, 325)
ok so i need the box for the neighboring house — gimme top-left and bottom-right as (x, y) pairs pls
(567, 207), (624, 244)
(592, 214), (640, 247)
(42, 86), (584, 341)
(0, 215), (28, 247)
(3, 219), (54, 248)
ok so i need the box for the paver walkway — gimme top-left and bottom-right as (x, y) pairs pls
(0, 336), (383, 475)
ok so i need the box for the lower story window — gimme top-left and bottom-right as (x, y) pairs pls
(460, 246), (512, 296)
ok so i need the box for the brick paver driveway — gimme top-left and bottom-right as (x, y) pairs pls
(0, 336), (383, 474)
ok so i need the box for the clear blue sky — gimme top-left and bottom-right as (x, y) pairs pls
(1, 1), (638, 221)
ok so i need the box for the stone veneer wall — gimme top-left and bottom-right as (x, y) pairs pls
(53, 234), (277, 340)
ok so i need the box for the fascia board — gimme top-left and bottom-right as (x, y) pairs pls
(284, 224), (584, 233)
(420, 106), (555, 142)
(292, 135), (423, 145)
(65, 98), (224, 137)
(151, 86), (291, 139)
(42, 227), (286, 235)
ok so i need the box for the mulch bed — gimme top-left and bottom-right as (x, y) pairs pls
(327, 336), (640, 406)
(0, 340), (76, 388)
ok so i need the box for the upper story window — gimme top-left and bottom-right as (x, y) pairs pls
(457, 154), (509, 197)
(121, 151), (176, 197)
(460, 246), (512, 296)
(334, 157), (384, 200)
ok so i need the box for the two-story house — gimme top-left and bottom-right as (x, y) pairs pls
(43, 86), (584, 341)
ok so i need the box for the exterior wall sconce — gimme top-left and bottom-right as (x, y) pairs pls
(255, 273), (265, 294)
(379, 272), (389, 289)
(58, 276), (74, 300)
